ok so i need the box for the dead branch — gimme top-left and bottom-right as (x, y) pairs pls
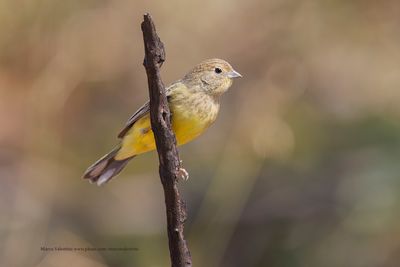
(141, 13), (192, 267)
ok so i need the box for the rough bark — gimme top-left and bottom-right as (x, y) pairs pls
(141, 13), (192, 267)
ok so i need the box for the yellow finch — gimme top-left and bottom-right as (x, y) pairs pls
(84, 58), (241, 185)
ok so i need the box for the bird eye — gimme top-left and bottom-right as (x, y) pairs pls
(214, 67), (222, 74)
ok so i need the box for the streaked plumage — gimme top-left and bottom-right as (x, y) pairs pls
(84, 58), (241, 185)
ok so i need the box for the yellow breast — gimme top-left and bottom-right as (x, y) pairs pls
(171, 94), (219, 145)
(115, 91), (219, 160)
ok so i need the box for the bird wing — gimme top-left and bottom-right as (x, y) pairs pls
(117, 101), (150, 138)
(117, 82), (182, 139)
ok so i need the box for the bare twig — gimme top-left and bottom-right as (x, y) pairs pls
(141, 13), (192, 267)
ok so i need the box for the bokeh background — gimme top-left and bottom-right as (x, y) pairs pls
(1, 1), (400, 266)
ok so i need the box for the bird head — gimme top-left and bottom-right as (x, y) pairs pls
(183, 58), (242, 97)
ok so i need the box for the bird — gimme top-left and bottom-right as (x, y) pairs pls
(83, 58), (242, 186)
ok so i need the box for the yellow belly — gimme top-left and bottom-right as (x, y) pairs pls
(115, 106), (215, 160)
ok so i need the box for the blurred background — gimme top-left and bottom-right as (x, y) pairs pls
(1, 0), (400, 266)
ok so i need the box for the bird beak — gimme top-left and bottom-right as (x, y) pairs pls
(227, 70), (242, 78)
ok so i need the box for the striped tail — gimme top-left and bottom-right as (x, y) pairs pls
(83, 147), (133, 186)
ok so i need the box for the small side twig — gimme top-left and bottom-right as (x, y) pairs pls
(141, 13), (192, 267)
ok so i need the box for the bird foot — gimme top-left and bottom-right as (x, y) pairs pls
(177, 167), (189, 181)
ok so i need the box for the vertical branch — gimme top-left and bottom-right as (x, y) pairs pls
(141, 13), (192, 267)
